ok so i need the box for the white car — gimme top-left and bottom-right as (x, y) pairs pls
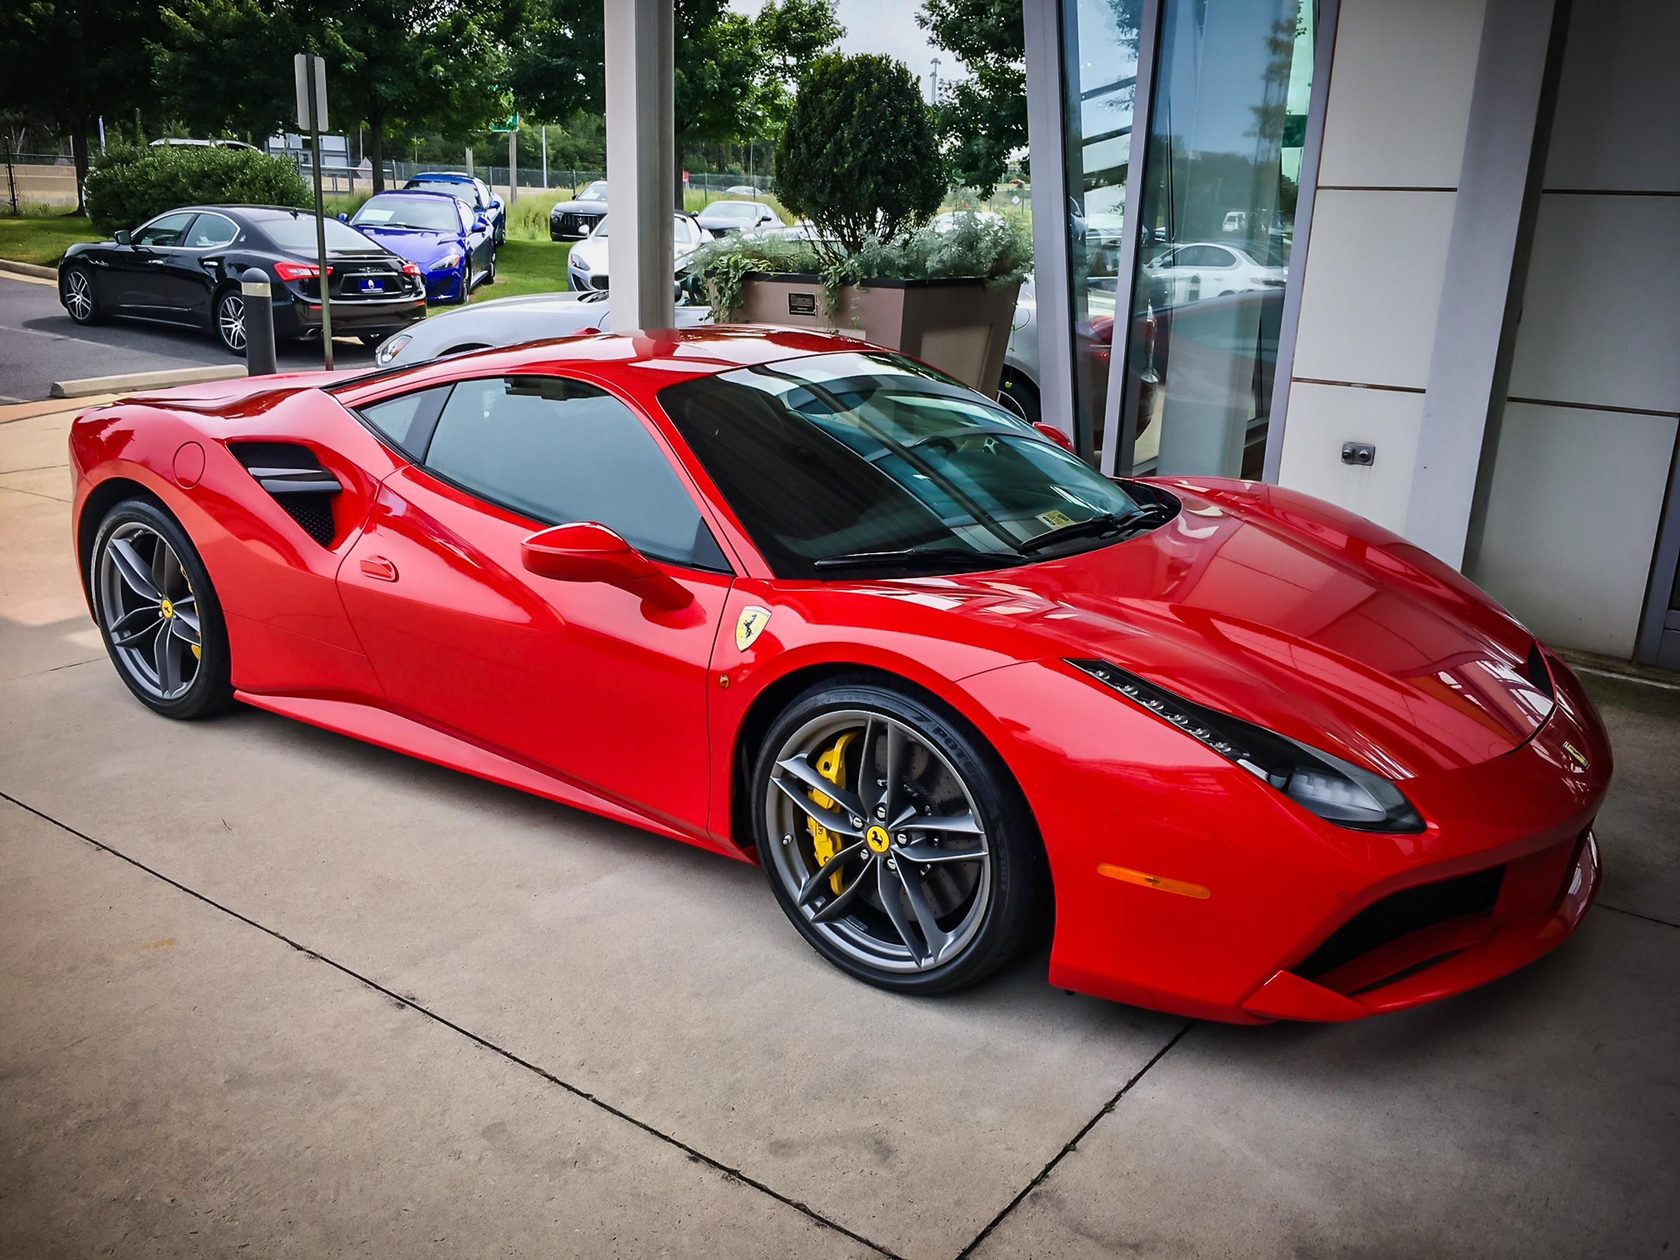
(567, 213), (706, 293)
(1145, 241), (1287, 304)
(696, 199), (781, 236)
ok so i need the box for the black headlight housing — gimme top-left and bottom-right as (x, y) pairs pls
(1069, 659), (1425, 834)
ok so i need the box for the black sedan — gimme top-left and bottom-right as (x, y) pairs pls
(57, 205), (428, 356)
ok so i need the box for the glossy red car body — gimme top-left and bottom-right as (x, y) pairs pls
(68, 328), (1611, 1023)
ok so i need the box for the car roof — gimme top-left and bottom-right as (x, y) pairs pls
(410, 172), (476, 183)
(364, 189), (462, 202)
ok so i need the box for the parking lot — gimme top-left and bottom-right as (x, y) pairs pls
(1, 273), (1678, 1259)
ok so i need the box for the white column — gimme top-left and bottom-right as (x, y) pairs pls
(603, 0), (675, 332)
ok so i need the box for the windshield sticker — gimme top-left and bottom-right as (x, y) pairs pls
(1037, 509), (1076, 529)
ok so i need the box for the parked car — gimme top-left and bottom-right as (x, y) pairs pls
(149, 137), (261, 153)
(549, 180), (610, 240)
(403, 172), (506, 246)
(71, 328), (1608, 1021)
(567, 213), (706, 293)
(696, 199), (781, 236)
(346, 190), (496, 305)
(723, 183), (761, 196)
(56, 204), (425, 355)
(375, 290), (712, 367)
(1145, 240), (1287, 305)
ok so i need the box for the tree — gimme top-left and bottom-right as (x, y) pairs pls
(917, 0), (1025, 194)
(0, 0), (165, 212)
(775, 54), (947, 254)
(748, 0), (844, 145)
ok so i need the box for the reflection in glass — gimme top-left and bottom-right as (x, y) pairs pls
(1112, 0), (1316, 477)
(1058, 0), (1143, 452)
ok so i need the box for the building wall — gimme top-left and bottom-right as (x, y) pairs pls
(1464, 0), (1680, 658)
(1276, 0), (1485, 533)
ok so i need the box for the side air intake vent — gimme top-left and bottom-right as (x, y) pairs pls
(229, 442), (342, 546)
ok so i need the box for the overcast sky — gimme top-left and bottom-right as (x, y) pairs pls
(727, 0), (965, 97)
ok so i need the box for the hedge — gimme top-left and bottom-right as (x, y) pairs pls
(84, 145), (311, 236)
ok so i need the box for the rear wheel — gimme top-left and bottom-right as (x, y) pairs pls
(213, 287), (247, 356)
(754, 679), (1047, 994)
(90, 499), (234, 720)
(61, 263), (102, 325)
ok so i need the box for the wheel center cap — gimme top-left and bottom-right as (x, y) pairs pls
(159, 597), (174, 620)
(865, 825), (891, 854)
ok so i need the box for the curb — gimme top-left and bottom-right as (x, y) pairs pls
(49, 365), (248, 400)
(0, 258), (57, 281)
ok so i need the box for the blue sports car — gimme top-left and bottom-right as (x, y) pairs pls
(345, 191), (496, 305)
(404, 172), (507, 246)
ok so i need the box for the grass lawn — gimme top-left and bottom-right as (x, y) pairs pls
(0, 214), (101, 267)
(471, 239), (570, 301)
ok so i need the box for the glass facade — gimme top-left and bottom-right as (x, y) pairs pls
(1042, 0), (1321, 478)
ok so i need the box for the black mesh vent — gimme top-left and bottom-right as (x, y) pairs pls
(1297, 865), (1505, 981)
(278, 494), (336, 546)
(1526, 642), (1554, 698)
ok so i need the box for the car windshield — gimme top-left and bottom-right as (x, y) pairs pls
(707, 202), (759, 221)
(580, 182), (608, 201)
(260, 214), (385, 252)
(354, 197), (460, 232)
(590, 215), (700, 245)
(659, 352), (1149, 578)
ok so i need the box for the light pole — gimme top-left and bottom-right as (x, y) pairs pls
(930, 56), (941, 104)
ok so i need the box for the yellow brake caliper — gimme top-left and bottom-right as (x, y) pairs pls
(807, 731), (858, 895)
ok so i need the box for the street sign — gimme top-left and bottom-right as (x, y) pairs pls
(489, 113), (519, 133)
(294, 54), (328, 133)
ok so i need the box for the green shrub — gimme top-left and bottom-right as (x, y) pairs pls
(773, 54), (948, 254)
(84, 144), (311, 236)
(692, 212), (1031, 318)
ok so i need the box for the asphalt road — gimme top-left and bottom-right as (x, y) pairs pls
(0, 273), (375, 403)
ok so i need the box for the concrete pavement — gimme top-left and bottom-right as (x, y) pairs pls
(2, 399), (1677, 1258)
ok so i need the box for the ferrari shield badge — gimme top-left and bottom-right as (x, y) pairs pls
(735, 605), (772, 652)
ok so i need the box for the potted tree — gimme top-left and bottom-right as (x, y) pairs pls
(693, 54), (1029, 395)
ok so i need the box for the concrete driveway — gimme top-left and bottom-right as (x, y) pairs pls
(2, 397), (1677, 1258)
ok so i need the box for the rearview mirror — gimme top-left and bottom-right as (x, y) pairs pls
(521, 522), (692, 610)
(115, 230), (131, 246)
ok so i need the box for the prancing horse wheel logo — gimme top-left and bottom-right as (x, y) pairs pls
(865, 825), (891, 854)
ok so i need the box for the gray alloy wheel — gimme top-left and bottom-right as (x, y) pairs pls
(484, 249), (497, 285)
(763, 707), (995, 976)
(215, 289), (247, 355)
(62, 265), (98, 324)
(458, 260), (473, 302)
(96, 520), (205, 703)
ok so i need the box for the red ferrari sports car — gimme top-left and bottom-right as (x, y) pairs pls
(68, 328), (1610, 1023)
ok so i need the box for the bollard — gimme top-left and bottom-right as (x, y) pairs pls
(242, 267), (278, 377)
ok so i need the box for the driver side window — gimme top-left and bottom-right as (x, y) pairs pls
(133, 212), (196, 248)
(423, 375), (729, 572)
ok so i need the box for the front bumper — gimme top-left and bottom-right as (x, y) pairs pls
(274, 294), (427, 339)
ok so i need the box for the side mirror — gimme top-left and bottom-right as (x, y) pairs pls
(336, 212), (349, 223)
(115, 230), (131, 246)
(1033, 422), (1077, 452)
(521, 522), (692, 610)
(473, 216), (490, 233)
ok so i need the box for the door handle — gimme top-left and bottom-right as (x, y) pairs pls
(360, 556), (398, 582)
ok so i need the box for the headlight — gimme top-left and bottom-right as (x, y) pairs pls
(376, 333), (411, 365)
(1069, 659), (1424, 833)
(436, 251), (462, 270)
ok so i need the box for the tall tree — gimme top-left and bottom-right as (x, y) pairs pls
(749, 0), (844, 143)
(917, 0), (1025, 194)
(0, 0), (165, 211)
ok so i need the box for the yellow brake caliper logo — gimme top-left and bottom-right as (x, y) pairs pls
(807, 731), (857, 895)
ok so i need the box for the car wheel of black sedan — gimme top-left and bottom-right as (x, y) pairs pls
(91, 498), (235, 720)
(61, 264), (103, 325)
(755, 678), (1048, 994)
(214, 287), (248, 356)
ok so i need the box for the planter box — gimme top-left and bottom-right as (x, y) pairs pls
(730, 273), (1021, 397)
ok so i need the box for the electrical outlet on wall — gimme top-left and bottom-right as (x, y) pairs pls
(1341, 442), (1376, 467)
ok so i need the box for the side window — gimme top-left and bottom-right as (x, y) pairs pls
(133, 212), (196, 248)
(183, 214), (239, 249)
(356, 385), (451, 457)
(424, 376), (727, 571)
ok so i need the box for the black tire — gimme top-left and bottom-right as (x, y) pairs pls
(997, 369), (1043, 426)
(60, 263), (103, 325)
(357, 333), (387, 349)
(483, 249), (497, 285)
(90, 498), (235, 720)
(212, 286), (248, 357)
(752, 677), (1048, 995)
(457, 261), (473, 303)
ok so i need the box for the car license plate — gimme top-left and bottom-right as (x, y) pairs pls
(360, 278), (381, 292)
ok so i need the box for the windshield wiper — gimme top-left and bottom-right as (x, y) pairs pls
(813, 547), (1021, 572)
(1018, 508), (1158, 555)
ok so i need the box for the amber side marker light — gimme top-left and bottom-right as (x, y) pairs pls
(1097, 863), (1211, 900)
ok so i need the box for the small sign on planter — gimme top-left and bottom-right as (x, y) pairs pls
(787, 291), (818, 316)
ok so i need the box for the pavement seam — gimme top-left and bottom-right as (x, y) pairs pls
(952, 1018), (1196, 1259)
(0, 788), (904, 1260)
(1599, 901), (1680, 931)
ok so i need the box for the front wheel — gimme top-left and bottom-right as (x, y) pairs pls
(90, 499), (235, 720)
(754, 680), (1047, 994)
(61, 263), (103, 325)
(213, 287), (247, 356)
(483, 249), (497, 286)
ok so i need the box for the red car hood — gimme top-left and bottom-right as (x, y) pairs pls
(929, 481), (1553, 778)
